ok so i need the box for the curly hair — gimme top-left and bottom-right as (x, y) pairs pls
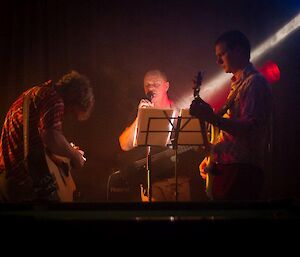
(55, 70), (94, 116)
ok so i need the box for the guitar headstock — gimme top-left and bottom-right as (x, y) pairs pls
(193, 71), (203, 99)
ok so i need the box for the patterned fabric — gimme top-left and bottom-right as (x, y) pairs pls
(0, 83), (64, 192)
(212, 63), (272, 169)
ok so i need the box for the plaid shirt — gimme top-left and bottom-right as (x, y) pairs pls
(0, 83), (64, 184)
(212, 63), (272, 168)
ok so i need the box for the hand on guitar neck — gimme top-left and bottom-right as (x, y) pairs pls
(189, 71), (218, 125)
(190, 98), (218, 125)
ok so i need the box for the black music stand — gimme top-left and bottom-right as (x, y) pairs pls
(170, 108), (208, 201)
(135, 108), (176, 202)
(135, 108), (208, 202)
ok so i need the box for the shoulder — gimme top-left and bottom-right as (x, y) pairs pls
(249, 72), (267, 85)
(32, 84), (64, 115)
(35, 84), (63, 104)
(243, 71), (271, 95)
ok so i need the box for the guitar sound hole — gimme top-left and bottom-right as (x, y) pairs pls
(61, 162), (69, 177)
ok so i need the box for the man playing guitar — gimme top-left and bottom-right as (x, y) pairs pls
(190, 30), (272, 201)
(0, 71), (94, 202)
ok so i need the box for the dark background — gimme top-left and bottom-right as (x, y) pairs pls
(0, 0), (299, 202)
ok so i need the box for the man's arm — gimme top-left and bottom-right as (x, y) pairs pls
(213, 116), (255, 137)
(119, 118), (137, 151)
(41, 129), (85, 169)
(119, 99), (153, 151)
(190, 76), (271, 138)
(190, 98), (255, 138)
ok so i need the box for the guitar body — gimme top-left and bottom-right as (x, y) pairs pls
(204, 124), (220, 199)
(45, 152), (76, 202)
(205, 142), (218, 198)
(205, 172), (214, 199)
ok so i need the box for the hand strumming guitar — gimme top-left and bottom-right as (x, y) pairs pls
(70, 143), (86, 169)
(199, 157), (209, 180)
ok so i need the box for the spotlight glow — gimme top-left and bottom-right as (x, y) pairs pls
(252, 13), (300, 61)
(258, 60), (281, 85)
(177, 12), (300, 109)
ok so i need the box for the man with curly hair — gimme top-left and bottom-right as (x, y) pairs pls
(0, 70), (94, 202)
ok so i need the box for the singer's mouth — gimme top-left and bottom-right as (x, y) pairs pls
(151, 94), (157, 101)
(147, 91), (156, 99)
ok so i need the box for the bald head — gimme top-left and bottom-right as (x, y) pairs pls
(144, 70), (168, 82)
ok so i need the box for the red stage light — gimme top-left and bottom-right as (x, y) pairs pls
(258, 60), (280, 85)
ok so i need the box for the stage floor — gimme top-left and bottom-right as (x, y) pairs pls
(1, 199), (300, 240)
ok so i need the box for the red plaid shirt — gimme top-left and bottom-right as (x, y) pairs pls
(0, 83), (64, 182)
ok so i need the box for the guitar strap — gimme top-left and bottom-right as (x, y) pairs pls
(23, 90), (33, 171)
(22, 85), (43, 171)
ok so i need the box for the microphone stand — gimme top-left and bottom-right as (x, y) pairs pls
(145, 91), (154, 202)
(171, 115), (182, 202)
(146, 145), (152, 202)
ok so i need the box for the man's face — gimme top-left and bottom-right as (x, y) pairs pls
(215, 42), (240, 74)
(74, 95), (95, 121)
(143, 74), (169, 106)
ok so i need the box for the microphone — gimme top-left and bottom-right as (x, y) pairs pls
(146, 91), (154, 102)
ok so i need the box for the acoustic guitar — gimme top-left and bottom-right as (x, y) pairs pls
(45, 144), (85, 202)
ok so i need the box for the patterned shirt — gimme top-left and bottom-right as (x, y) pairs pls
(212, 63), (272, 169)
(0, 83), (64, 184)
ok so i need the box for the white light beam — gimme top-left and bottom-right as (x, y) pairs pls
(178, 12), (300, 109)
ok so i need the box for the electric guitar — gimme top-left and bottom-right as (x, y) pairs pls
(203, 125), (219, 199)
(44, 144), (85, 202)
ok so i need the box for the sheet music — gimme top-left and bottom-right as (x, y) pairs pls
(134, 108), (176, 147)
(177, 109), (204, 145)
